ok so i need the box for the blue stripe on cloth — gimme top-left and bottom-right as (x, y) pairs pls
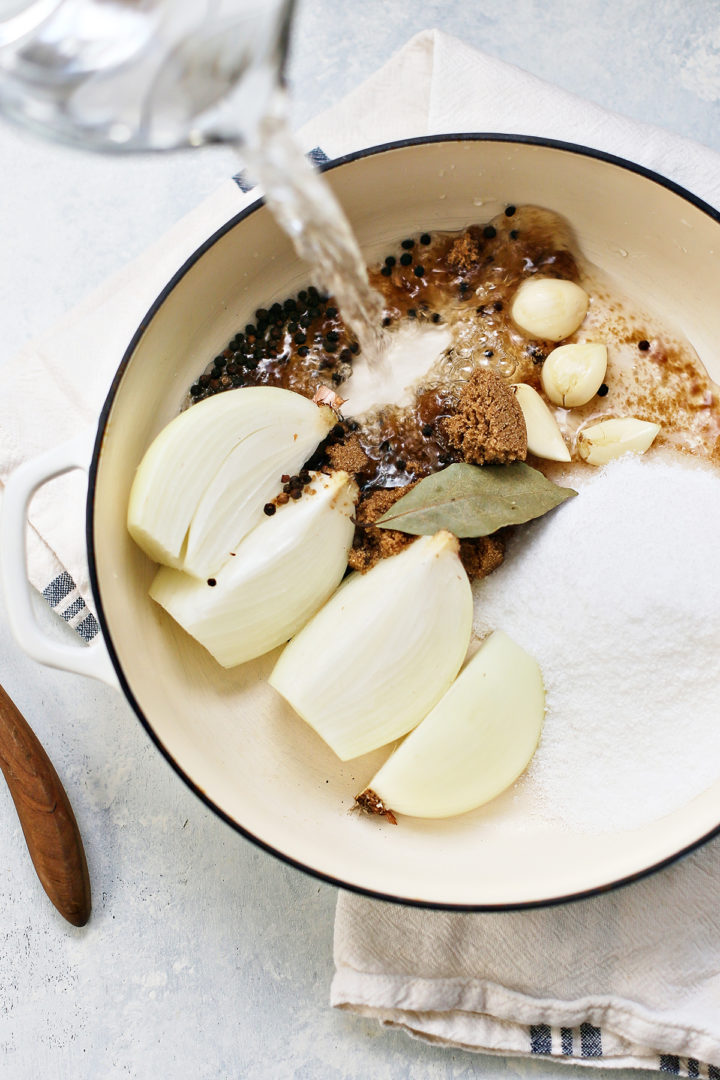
(41, 572), (100, 642)
(307, 146), (329, 167)
(579, 1023), (602, 1058)
(61, 597), (86, 621)
(687, 1060), (699, 1078)
(232, 145), (328, 193)
(42, 570), (75, 608)
(659, 1056), (680, 1074)
(561, 1028), (573, 1056)
(76, 612), (100, 642)
(529, 1025), (552, 1055)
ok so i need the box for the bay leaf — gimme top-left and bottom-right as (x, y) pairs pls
(375, 462), (577, 537)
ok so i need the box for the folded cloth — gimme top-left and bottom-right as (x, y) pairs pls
(2, 26), (720, 1072)
(325, 34), (720, 1076)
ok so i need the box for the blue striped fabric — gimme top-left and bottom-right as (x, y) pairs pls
(233, 145), (329, 193)
(42, 571), (99, 643)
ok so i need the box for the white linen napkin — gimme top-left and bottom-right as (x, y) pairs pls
(2, 28), (720, 1072)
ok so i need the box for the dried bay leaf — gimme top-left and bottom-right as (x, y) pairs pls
(375, 462), (577, 537)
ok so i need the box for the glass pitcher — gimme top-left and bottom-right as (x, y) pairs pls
(0, 0), (295, 151)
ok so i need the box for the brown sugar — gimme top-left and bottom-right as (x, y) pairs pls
(326, 435), (370, 476)
(459, 534), (506, 579)
(446, 227), (482, 274)
(347, 486), (416, 573)
(442, 368), (527, 465)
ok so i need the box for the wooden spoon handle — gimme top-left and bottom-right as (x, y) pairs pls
(0, 683), (91, 926)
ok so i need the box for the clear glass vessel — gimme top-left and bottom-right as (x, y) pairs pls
(0, 0), (295, 151)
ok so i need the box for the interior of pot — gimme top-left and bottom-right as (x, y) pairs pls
(90, 137), (720, 907)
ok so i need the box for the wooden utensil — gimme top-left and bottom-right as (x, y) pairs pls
(0, 683), (90, 926)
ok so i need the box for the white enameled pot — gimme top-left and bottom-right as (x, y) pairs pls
(5, 136), (720, 909)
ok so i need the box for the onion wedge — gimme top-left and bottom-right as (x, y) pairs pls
(149, 471), (358, 668)
(269, 530), (473, 761)
(127, 387), (335, 575)
(357, 630), (544, 819)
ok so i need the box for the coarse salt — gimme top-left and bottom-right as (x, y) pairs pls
(473, 452), (720, 832)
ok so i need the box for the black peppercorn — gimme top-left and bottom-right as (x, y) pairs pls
(510, 229), (519, 240)
(421, 423), (433, 436)
(401, 238), (415, 250)
(420, 233), (431, 245)
(263, 504), (276, 516)
(504, 205), (516, 217)
(400, 253), (412, 267)
(638, 339), (650, 351)
(597, 383), (609, 397)
(380, 266), (392, 277)
(483, 225), (497, 239)
(384, 255), (396, 267)
(414, 265), (425, 277)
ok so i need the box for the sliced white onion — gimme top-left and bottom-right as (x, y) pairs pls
(127, 387), (335, 574)
(149, 471), (358, 668)
(360, 630), (544, 819)
(269, 531), (473, 761)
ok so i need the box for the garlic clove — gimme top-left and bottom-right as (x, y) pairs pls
(357, 630), (544, 819)
(541, 343), (608, 407)
(511, 277), (589, 341)
(149, 471), (358, 668)
(127, 386), (335, 575)
(577, 416), (660, 466)
(511, 383), (571, 462)
(269, 530), (473, 761)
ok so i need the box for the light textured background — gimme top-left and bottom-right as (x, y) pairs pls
(0, 2), (719, 1078)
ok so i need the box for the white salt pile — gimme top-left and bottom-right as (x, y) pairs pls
(473, 452), (720, 833)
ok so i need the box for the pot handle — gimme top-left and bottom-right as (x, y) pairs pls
(1, 432), (119, 688)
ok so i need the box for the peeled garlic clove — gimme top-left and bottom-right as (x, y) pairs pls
(511, 383), (570, 462)
(511, 277), (589, 341)
(269, 530), (473, 761)
(127, 386), (335, 575)
(357, 630), (544, 819)
(541, 343), (608, 407)
(149, 471), (358, 668)
(577, 416), (660, 466)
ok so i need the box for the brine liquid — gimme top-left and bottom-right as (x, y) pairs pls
(189, 203), (720, 488)
(241, 95), (388, 363)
